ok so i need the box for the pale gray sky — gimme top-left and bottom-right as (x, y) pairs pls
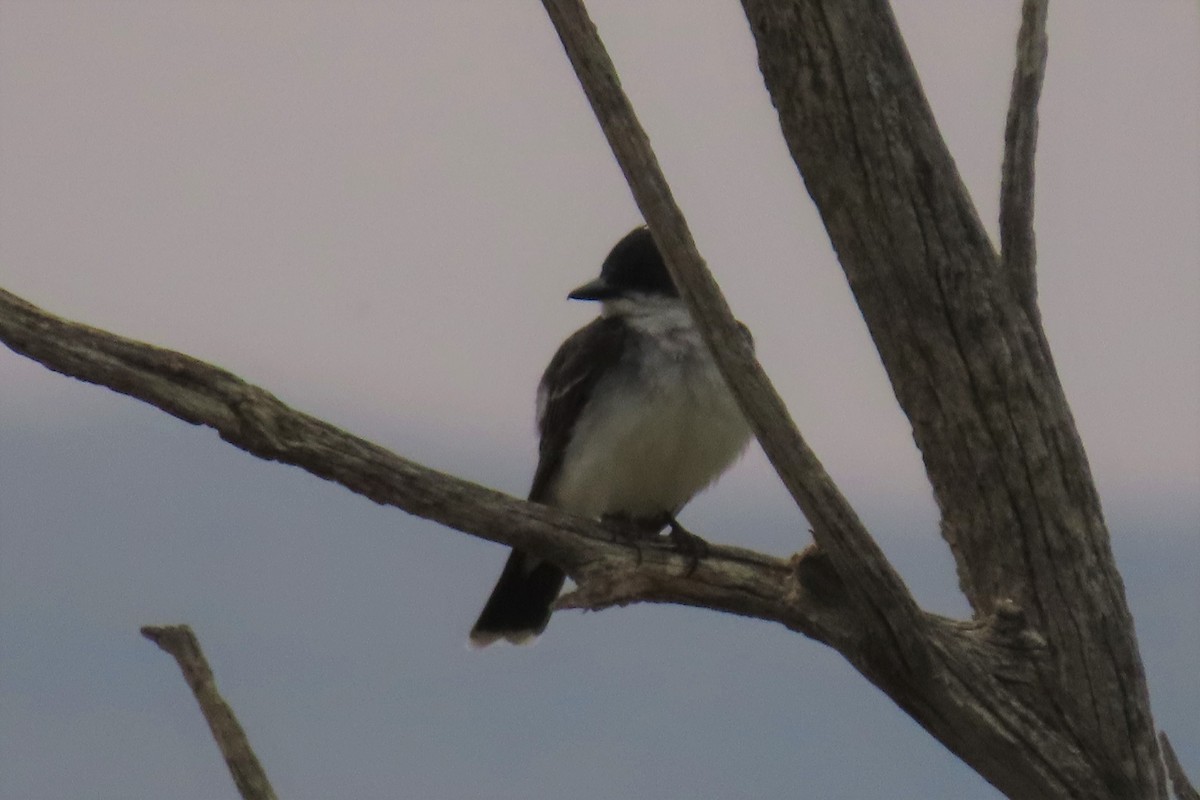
(1, 3), (1197, 799)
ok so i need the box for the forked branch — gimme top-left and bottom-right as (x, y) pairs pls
(735, 0), (1165, 796)
(539, 0), (923, 658)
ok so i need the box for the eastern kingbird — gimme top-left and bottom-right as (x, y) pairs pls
(469, 226), (752, 647)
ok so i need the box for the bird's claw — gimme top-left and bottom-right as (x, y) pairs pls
(601, 513), (648, 565)
(601, 513), (709, 573)
(664, 516), (709, 575)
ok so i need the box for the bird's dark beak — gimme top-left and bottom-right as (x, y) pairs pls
(567, 276), (618, 301)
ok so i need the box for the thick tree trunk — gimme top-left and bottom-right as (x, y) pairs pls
(739, 1), (1165, 796)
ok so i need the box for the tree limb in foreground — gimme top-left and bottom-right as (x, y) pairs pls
(0, 286), (848, 647)
(0, 280), (1116, 799)
(542, 0), (1184, 797)
(538, 0), (925, 668)
(141, 625), (277, 800)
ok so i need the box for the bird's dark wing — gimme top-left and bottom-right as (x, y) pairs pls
(528, 316), (629, 504)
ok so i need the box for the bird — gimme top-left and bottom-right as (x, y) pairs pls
(468, 226), (753, 647)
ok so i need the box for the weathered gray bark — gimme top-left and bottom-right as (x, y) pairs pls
(0, 1), (1190, 799)
(544, 0), (1171, 797)
(141, 625), (278, 800)
(739, 0), (1165, 796)
(0, 288), (844, 643)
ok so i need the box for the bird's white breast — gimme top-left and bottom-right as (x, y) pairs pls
(549, 302), (751, 518)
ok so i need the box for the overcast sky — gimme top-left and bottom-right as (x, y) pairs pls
(1, 3), (1197, 799)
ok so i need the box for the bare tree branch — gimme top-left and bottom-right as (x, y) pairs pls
(140, 625), (277, 800)
(1161, 733), (1200, 800)
(531, 2), (1172, 795)
(0, 277), (1127, 798)
(538, 0), (925, 665)
(3, 2), (1178, 797)
(0, 286), (848, 646)
(1001, 0), (1049, 315)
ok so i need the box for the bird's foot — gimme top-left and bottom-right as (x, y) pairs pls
(600, 513), (653, 565)
(600, 513), (709, 573)
(664, 516), (709, 575)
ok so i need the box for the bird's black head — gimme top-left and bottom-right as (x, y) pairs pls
(568, 226), (679, 302)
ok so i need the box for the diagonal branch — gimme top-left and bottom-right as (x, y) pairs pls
(0, 286), (845, 646)
(141, 625), (278, 800)
(539, 0), (923, 662)
(1001, 0), (1049, 315)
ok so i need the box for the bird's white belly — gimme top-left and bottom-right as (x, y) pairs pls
(550, 341), (750, 519)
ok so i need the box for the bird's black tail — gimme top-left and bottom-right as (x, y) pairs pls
(469, 549), (565, 647)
